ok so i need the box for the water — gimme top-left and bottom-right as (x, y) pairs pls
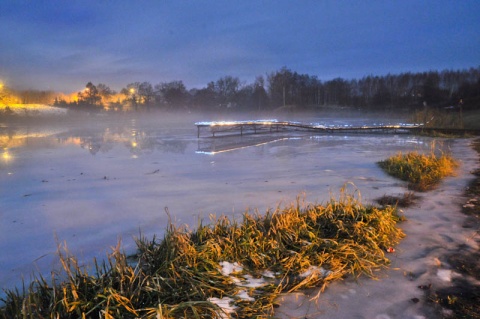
(0, 110), (451, 292)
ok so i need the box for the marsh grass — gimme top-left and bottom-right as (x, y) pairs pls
(378, 151), (459, 191)
(1, 188), (404, 318)
(412, 109), (464, 129)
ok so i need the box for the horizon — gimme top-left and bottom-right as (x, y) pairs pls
(3, 64), (480, 96)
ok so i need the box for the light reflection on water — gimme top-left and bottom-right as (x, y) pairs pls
(0, 117), (434, 159)
(0, 121), (191, 158)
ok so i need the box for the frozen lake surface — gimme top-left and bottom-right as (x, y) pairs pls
(0, 110), (460, 294)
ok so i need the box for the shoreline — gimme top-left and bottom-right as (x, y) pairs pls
(275, 138), (480, 318)
(426, 138), (480, 318)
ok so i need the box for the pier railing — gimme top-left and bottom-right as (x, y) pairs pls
(195, 120), (480, 138)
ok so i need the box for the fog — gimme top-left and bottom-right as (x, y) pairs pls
(0, 109), (462, 297)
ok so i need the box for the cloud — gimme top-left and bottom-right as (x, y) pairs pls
(1, 1), (479, 92)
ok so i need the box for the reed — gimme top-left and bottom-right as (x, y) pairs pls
(0, 188), (404, 318)
(378, 151), (458, 191)
(412, 108), (464, 129)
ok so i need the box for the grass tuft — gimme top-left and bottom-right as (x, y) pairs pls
(1, 189), (404, 318)
(378, 151), (459, 191)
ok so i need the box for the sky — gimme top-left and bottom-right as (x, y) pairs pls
(0, 1), (479, 93)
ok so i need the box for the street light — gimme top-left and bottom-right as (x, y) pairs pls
(129, 88), (137, 110)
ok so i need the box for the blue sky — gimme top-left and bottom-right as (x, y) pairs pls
(1, 1), (479, 93)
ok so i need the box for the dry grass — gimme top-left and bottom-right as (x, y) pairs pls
(378, 151), (459, 191)
(0, 188), (404, 318)
(411, 109), (465, 129)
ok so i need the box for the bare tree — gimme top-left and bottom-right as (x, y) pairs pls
(155, 81), (189, 108)
(77, 82), (101, 106)
(97, 83), (116, 103)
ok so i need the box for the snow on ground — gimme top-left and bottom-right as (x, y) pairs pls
(0, 111), (478, 317)
(0, 104), (67, 117)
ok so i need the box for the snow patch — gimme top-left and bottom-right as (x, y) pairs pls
(239, 274), (268, 288)
(220, 261), (243, 276)
(300, 265), (331, 278)
(208, 297), (236, 318)
(262, 270), (276, 278)
(236, 290), (255, 301)
(437, 269), (452, 282)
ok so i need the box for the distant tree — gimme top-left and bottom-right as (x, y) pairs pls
(267, 67), (321, 108)
(214, 76), (240, 108)
(322, 78), (351, 106)
(252, 76), (269, 110)
(372, 79), (392, 107)
(155, 81), (189, 108)
(191, 82), (217, 110)
(121, 83), (140, 110)
(138, 82), (155, 105)
(13, 89), (56, 104)
(456, 77), (480, 110)
(96, 83), (116, 103)
(421, 71), (444, 105)
(268, 67), (294, 107)
(77, 82), (101, 106)
(53, 97), (68, 107)
(0, 84), (8, 104)
(120, 82), (155, 109)
(235, 84), (254, 110)
(10, 65), (478, 114)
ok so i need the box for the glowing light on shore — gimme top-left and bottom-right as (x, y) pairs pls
(2, 149), (13, 162)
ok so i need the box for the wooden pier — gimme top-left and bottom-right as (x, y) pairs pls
(195, 120), (286, 137)
(195, 120), (480, 138)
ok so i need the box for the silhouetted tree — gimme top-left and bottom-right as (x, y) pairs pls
(138, 82), (155, 105)
(121, 83), (140, 110)
(252, 76), (269, 110)
(191, 82), (217, 110)
(267, 68), (323, 109)
(14, 89), (56, 104)
(8, 65), (480, 114)
(77, 82), (101, 106)
(268, 67), (294, 107)
(97, 83), (116, 103)
(155, 81), (189, 109)
(214, 76), (240, 108)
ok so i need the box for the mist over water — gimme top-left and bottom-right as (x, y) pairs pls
(0, 109), (449, 292)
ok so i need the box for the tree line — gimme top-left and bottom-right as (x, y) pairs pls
(9, 66), (480, 112)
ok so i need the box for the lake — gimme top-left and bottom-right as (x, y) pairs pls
(0, 109), (451, 292)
